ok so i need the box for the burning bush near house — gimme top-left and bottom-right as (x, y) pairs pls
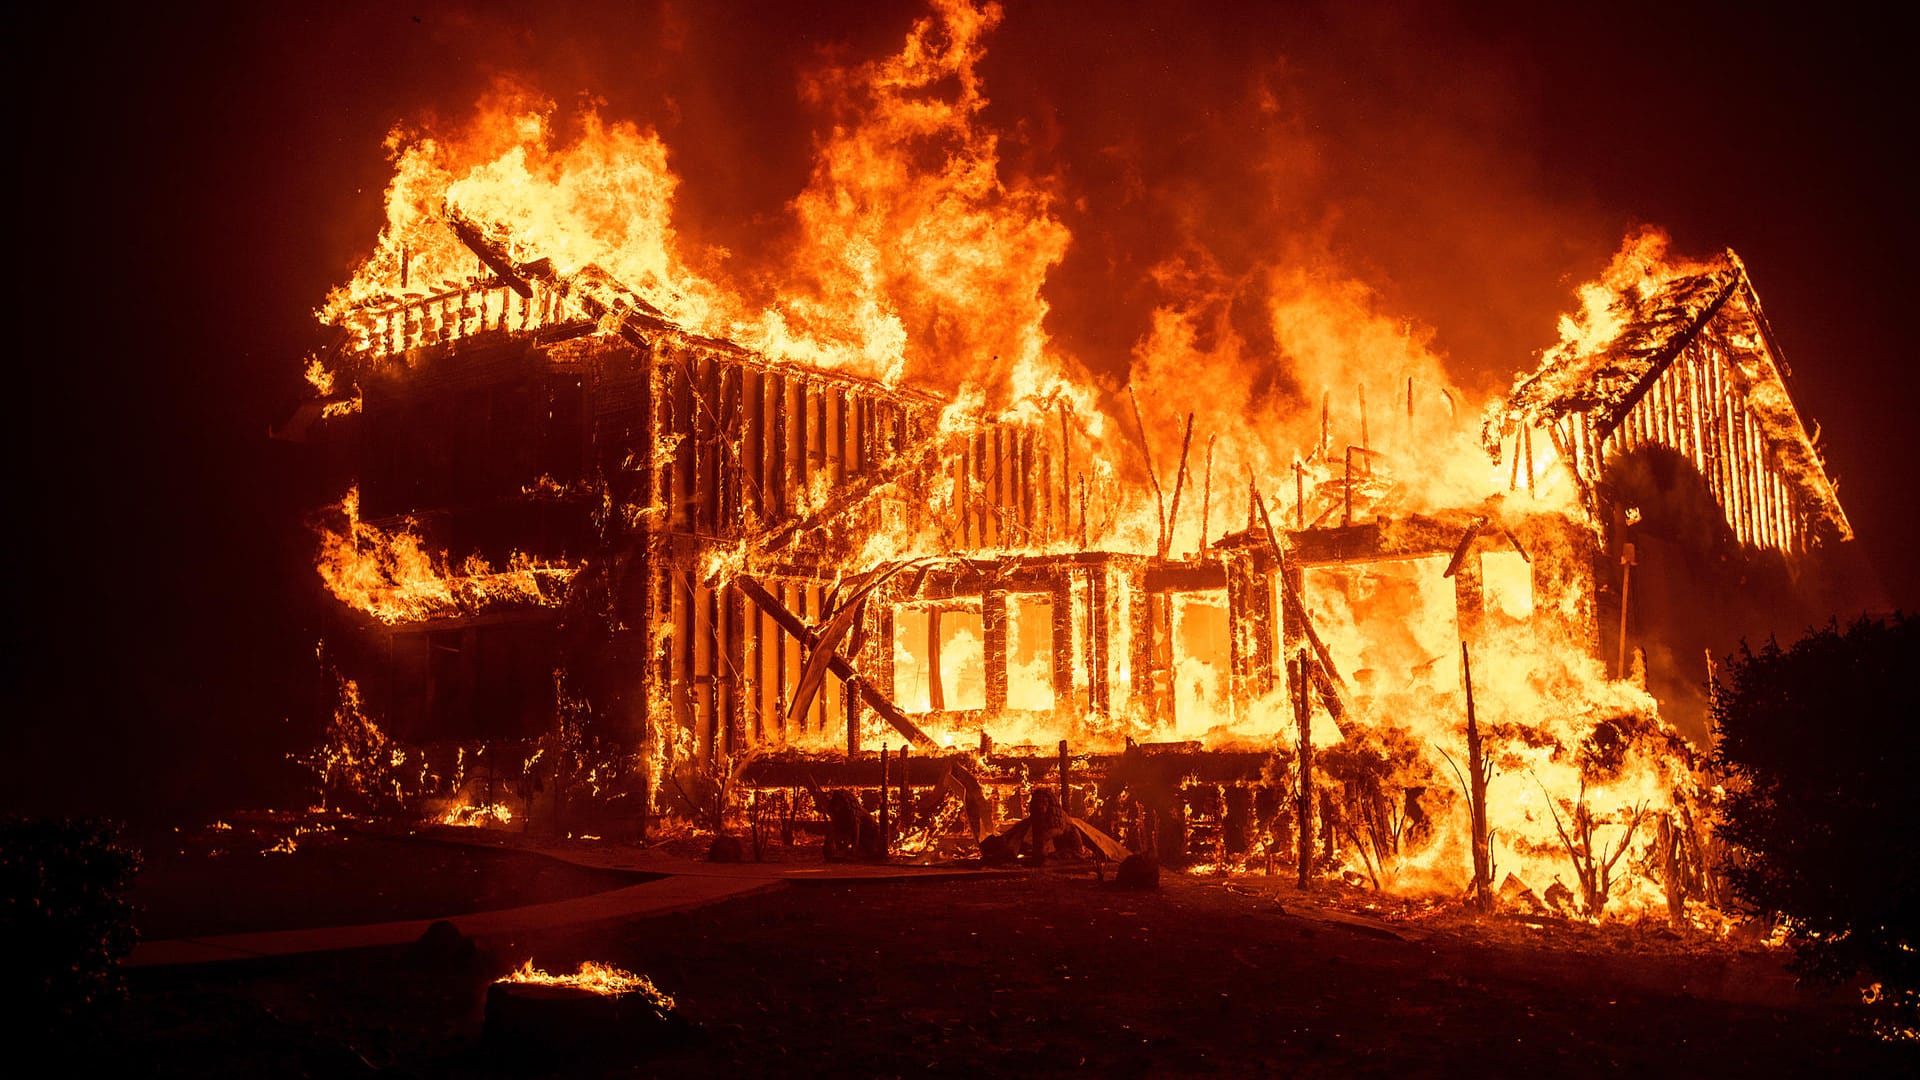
(279, 0), (1857, 926)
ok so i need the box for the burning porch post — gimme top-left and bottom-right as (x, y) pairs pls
(1291, 650), (1315, 890)
(1460, 642), (1494, 912)
(879, 745), (891, 857)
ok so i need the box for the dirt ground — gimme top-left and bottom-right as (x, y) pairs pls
(133, 822), (655, 939)
(86, 848), (1910, 1077)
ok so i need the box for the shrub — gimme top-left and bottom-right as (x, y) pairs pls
(0, 816), (141, 1036)
(1711, 613), (1920, 1034)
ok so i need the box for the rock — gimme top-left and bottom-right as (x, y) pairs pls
(1496, 872), (1546, 915)
(707, 834), (746, 863)
(412, 919), (475, 968)
(1115, 853), (1160, 890)
(484, 980), (685, 1060)
(978, 832), (1019, 866)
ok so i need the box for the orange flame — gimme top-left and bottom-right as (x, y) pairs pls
(498, 959), (675, 1009)
(314, 488), (575, 624)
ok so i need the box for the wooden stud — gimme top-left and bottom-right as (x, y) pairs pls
(1088, 570), (1111, 718)
(983, 589), (1009, 713)
(726, 584), (746, 755)
(1050, 579), (1076, 717)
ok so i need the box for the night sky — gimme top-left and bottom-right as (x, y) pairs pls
(12, 1), (1914, 820)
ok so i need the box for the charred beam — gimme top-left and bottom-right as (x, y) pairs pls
(734, 575), (935, 748)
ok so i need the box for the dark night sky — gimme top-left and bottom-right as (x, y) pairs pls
(10, 1), (1915, 819)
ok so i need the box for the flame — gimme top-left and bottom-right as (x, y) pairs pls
(765, 0), (1074, 399)
(497, 960), (676, 1009)
(325, 2), (1075, 407)
(314, 487), (575, 624)
(1547, 226), (1713, 366)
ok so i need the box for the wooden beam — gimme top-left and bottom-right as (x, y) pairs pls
(1252, 485), (1350, 732)
(1162, 413), (1196, 558)
(734, 575), (935, 748)
(983, 589), (1009, 713)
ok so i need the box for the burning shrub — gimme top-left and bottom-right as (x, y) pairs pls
(1711, 613), (1920, 1036)
(1320, 725), (1442, 891)
(0, 816), (139, 1036)
(293, 673), (404, 814)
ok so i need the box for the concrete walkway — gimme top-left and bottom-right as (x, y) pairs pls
(130, 833), (1015, 968)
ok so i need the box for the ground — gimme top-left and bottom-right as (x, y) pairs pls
(72, 829), (1911, 1077)
(134, 820), (654, 939)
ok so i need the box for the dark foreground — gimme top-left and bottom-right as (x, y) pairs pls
(80, 868), (1909, 1077)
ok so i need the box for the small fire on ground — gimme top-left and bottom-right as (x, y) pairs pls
(497, 960), (676, 1011)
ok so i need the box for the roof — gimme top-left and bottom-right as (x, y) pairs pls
(1488, 250), (1852, 545)
(1498, 255), (1743, 435)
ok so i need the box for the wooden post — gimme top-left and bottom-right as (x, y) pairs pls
(879, 745), (891, 858)
(1059, 401), (1072, 536)
(1294, 461), (1305, 530)
(1162, 413), (1195, 558)
(1088, 570), (1111, 718)
(983, 590), (1009, 713)
(1292, 650), (1314, 890)
(899, 742), (912, 834)
(846, 680), (859, 759)
(1319, 391), (1329, 461)
(1198, 434), (1217, 552)
(1050, 579), (1076, 718)
(1342, 446), (1355, 527)
(1127, 383), (1167, 550)
(1659, 812), (1685, 928)
(1058, 739), (1070, 816)
(927, 608), (945, 712)
(725, 585), (746, 757)
(1617, 542), (1637, 679)
(1452, 551), (1485, 642)
(1078, 473), (1089, 550)
(1523, 425), (1535, 497)
(1462, 641), (1493, 912)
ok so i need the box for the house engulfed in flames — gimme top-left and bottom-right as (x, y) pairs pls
(288, 196), (1848, 916)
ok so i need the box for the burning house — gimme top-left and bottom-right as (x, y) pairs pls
(287, 201), (1849, 912)
(282, 11), (1852, 917)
